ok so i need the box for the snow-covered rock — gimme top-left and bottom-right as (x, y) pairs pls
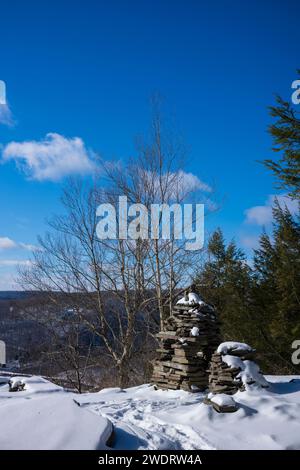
(0, 376), (113, 450)
(8, 378), (25, 392)
(222, 355), (269, 388)
(209, 342), (268, 395)
(217, 342), (254, 355)
(190, 327), (199, 337)
(177, 292), (204, 306)
(208, 393), (238, 412)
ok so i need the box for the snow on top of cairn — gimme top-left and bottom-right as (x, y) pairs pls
(177, 292), (205, 306)
(217, 342), (254, 355)
(190, 327), (199, 337)
(222, 354), (269, 388)
(217, 342), (268, 389)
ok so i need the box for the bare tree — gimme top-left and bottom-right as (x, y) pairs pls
(19, 101), (214, 387)
(103, 99), (214, 329)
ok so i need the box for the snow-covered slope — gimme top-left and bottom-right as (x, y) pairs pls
(0, 376), (113, 450)
(1, 375), (300, 450)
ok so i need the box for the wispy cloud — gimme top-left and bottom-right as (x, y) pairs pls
(0, 237), (17, 250)
(244, 194), (298, 226)
(176, 170), (212, 193)
(141, 169), (212, 202)
(0, 103), (14, 126)
(0, 236), (39, 252)
(19, 242), (40, 251)
(245, 205), (273, 225)
(0, 259), (32, 267)
(240, 234), (260, 250)
(2, 133), (96, 181)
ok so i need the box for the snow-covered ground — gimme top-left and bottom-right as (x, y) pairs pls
(0, 376), (112, 450)
(1, 374), (300, 450)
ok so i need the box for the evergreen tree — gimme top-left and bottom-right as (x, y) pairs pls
(195, 229), (253, 342)
(253, 200), (300, 372)
(263, 72), (300, 198)
(196, 208), (300, 374)
(194, 76), (300, 374)
(195, 229), (226, 312)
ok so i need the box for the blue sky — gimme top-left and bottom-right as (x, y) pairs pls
(0, 0), (299, 289)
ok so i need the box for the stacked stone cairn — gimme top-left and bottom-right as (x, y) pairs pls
(206, 341), (269, 412)
(151, 291), (221, 392)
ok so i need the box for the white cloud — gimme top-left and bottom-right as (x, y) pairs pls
(240, 235), (260, 250)
(0, 237), (17, 250)
(176, 170), (212, 193)
(0, 237), (40, 252)
(19, 243), (40, 252)
(245, 194), (298, 226)
(2, 133), (96, 181)
(245, 205), (273, 225)
(0, 104), (14, 126)
(0, 259), (32, 267)
(141, 169), (211, 202)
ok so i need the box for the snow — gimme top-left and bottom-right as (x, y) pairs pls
(177, 292), (204, 306)
(217, 342), (254, 355)
(190, 327), (199, 336)
(0, 376), (113, 450)
(9, 378), (24, 390)
(1, 374), (300, 450)
(217, 341), (268, 389)
(222, 355), (269, 388)
(208, 393), (236, 408)
(178, 338), (188, 346)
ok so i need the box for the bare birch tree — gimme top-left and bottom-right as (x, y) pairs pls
(19, 101), (214, 387)
(103, 100), (214, 329)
